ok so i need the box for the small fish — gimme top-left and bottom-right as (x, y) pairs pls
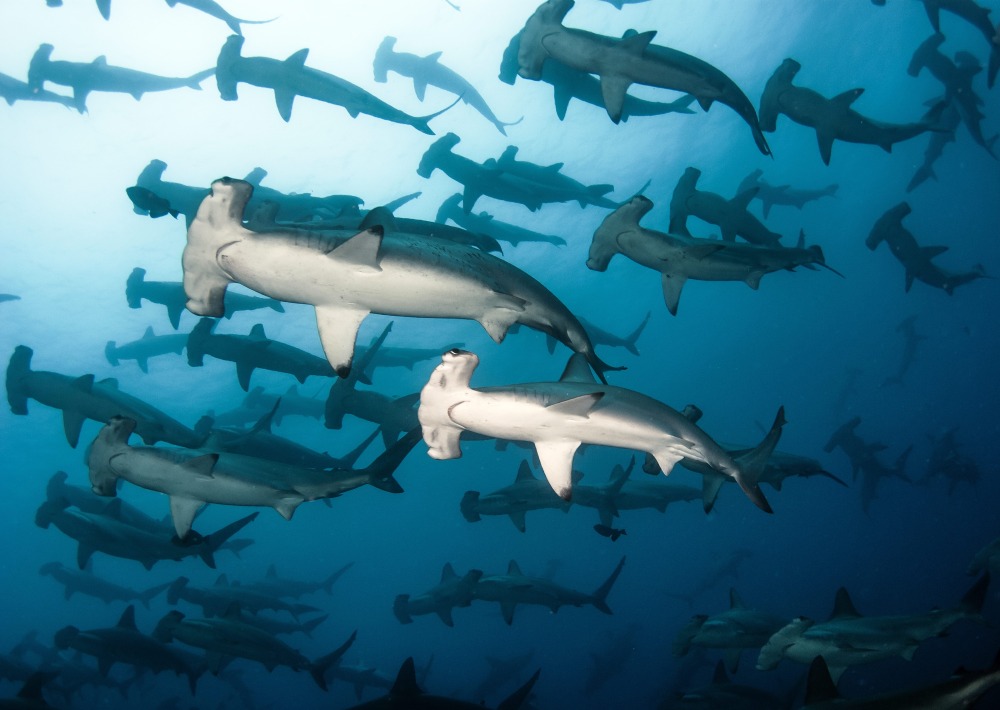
(126, 186), (179, 219)
(594, 524), (626, 542)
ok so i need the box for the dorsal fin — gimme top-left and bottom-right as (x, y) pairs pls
(117, 605), (138, 630)
(93, 55), (108, 66)
(440, 563), (457, 583)
(730, 187), (758, 210)
(514, 460), (535, 483)
(74, 374), (96, 392)
(285, 48), (310, 66)
(422, 51), (443, 63)
(222, 602), (242, 620)
(507, 560), (523, 576)
(390, 657), (423, 698)
(921, 245), (949, 259)
(620, 29), (656, 54)
(729, 588), (746, 609)
(831, 88), (864, 110)
(359, 206), (399, 233)
(829, 587), (861, 619)
(248, 324), (267, 341)
(711, 660), (728, 685)
(559, 354), (599, 384)
(804, 657), (841, 705)
(796, 229), (806, 249)
(330, 226), (384, 271)
(142, 326), (155, 339)
(215, 573), (229, 586)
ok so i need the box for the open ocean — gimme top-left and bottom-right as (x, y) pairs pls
(1, 0), (999, 708)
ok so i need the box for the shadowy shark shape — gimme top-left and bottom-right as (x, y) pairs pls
(824, 416), (911, 512)
(461, 460), (570, 532)
(436, 194), (567, 248)
(669, 167), (783, 246)
(393, 563), (484, 627)
(106, 325), (187, 373)
(737, 168), (838, 219)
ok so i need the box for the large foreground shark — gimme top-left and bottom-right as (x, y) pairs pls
(182, 177), (618, 382)
(418, 350), (776, 512)
(513, 0), (771, 155)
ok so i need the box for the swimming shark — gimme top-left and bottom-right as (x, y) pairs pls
(27, 44), (213, 113)
(39, 561), (170, 609)
(673, 588), (788, 673)
(461, 460), (570, 532)
(585, 624), (640, 695)
(906, 96), (960, 192)
(418, 133), (621, 213)
(167, 575), (321, 619)
(0, 71), (77, 110)
(588, 195), (837, 316)
(492, 145), (619, 209)
(882, 315), (925, 387)
(824, 416), (911, 512)
(667, 660), (789, 709)
(235, 609), (328, 639)
(737, 169), (838, 219)
(0, 293), (20, 303)
(669, 167), (783, 246)
(242, 384), (325, 426)
(469, 651), (536, 702)
(373, 36), (521, 135)
(127, 267), (285, 330)
(240, 562), (354, 600)
(907, 33), (996, 157)
(419, 349), (775, 511)
(969, 537), (1000, 578)
(87, 416), (416, 537)
(106, 325), (188, 373)
(153, 606), (354, 688)
(182, 177), (618, 382)
(513, 0), (771, 155)
(6, 345), (208, 448)
(342, 656), (538, 710)
(757, 574), (989, 682)
(578, 312), (650, 357)
(802, 649), (1000, 709)
(164, 0), (275, 35)
(758, 58), (941, 165)
(865, 201), (987, 295)
(436, 194), (567, 248)
(499, 30), (697, 122)
(54, 605), (202, 693)
(473, 556), (626, 624)
(35, 497), (258, 569)
(921, 427), (981, 492)
(393, 563), (484, 627)
(215, 35), (452, 133)
(186, 318), (334, 391)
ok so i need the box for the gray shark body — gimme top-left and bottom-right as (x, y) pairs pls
(165, 0), (274, 35)
(922, 427), (980, 491)
(758, 575), (988, 682)
(492, 145), (618, 209)
(27, 44), (212, 112)
(6, 345), (207, 448)
(824, 416), (911, 512)
(242, 562), (354, 600)
(87, 416), (414, 537)
(127, 267), (284, 330)
(167, 575), (321, 619)
(668, 661), (786, 710)
(54, 606), (201, 693)
(436, 194), (566, 248)
(907, 97), (960, 192)
(473, 556), (625, 624)
(35, 497), (257, 569)
(883, 314), (925, 386)
(737, 169), (838, 219)
(183, 177), (616, 382)
(216, 35), (446, 133)
(470, 651), (536, 702)
(866, 201), (986, 295)
(589, 196), (833, 316)
(461, 460), (570, 532)
(187, 318), (333, 391)
(499, 30), (698, 122)
(514, 0), (770, 154)
(907, 33), (996, 156)
(373, 36), (520, 134)
(669, 167), (782, 246)
(0, 71), (77, 109)
(759, 58), (938, 165)
(106, 325), (187, 373)
(393, 563), (484, 627)
(243, 384), (325, 426)
(39, 561), (169, 608)
(578, 312), (649, 357)
(0, 293), (20, 303)
(153, 607), (353, 688)
(673, 589), (787, 673)
(419, 349), (774, 511)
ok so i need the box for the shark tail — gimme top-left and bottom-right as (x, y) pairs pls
(362, 427), (421, 493)
(138, 581), (172, 608)
(310, 629), (357, 691)
(460, 491), (482, 522)
(497, 668), (541, 710)
(166, 576), (189, 605)
(184, 68), (216, 90)
(623, 312), (651, 356)
(591, 556), (626, 614)
(893, 445), (913, 481)
(6, 345), (33, 414)
(412, 95), (463, 135)
(320, 562), (354, 594)
(301, 613), (329, 638)
(732, 406), (786, 514)
(199, 512), (260, 568)
(672, 614), (707, 656)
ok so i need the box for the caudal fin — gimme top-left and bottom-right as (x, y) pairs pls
(733, 406), (786, 514)
(623, 312), (651, 356)
(309, 629), (357, 691)
(363, 427), (421, 493)
(591, 556), (626, 614)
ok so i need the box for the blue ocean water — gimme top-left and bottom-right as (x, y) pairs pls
(1, 0), (999, 707)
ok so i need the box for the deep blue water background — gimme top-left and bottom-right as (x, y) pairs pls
(2, 0), (999, 708)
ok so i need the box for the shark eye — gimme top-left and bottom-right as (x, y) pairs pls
(447, 348), (463, 356)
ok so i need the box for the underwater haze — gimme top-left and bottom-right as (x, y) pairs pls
(2, 0), (1000, 708)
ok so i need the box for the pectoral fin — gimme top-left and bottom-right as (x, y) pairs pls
(661, 273), (686, 316)
(169, 496), (206, 539)
(315, 306), (369, 378)
(274, 89), (296, 122)
(599, 74), (631, 124)
(235, 359), (255, 391)
(535, 440), (581, 500)
(545, 392), (603, 418)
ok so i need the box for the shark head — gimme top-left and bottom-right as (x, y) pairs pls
(535, 0), (574, 24)
(87, 417), (136, 497)
(372, 36), (397, 83)
(27, 44), (55, 92)
(216, 35), (246, 101)
(588, 196), (651, 271)
(427, 349), (479, 392)
(202, 178), (254, 227)
(776, 58), (802, 82)
(417, 133), (461, 178)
